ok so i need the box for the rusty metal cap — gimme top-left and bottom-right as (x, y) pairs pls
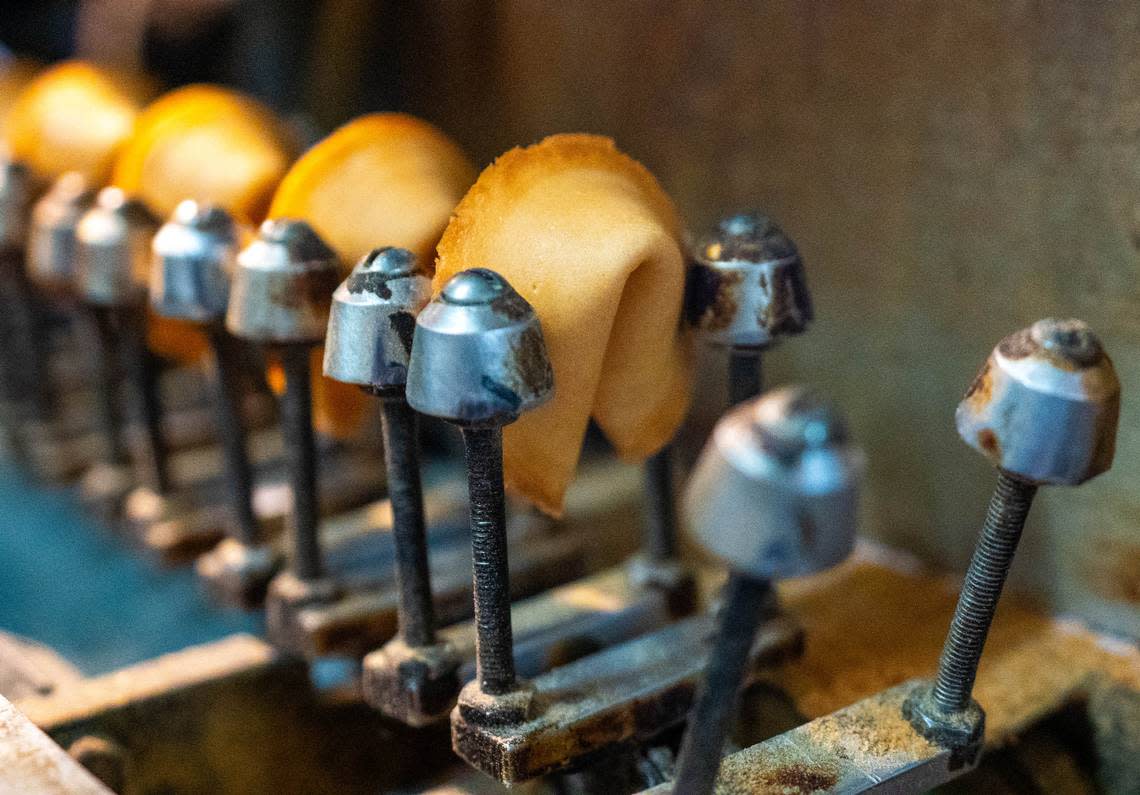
(150, 201), (240, 323)
(684, 385), (862, 580)
(956, 318), (1120, 486)
(0, 158), (31, 253)
(27, 172), (96, 290)
(75, 187), (159, 307)
(406, 268), (554, 425)
(225, 218), (340, 345)
(687, 211), (812, 349)
(323, 247), (432, 390)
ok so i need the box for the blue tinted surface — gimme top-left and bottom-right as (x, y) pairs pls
(0, 465), (261, 675)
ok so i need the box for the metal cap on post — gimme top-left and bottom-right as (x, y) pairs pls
(688, 211), (812, 351)
(27, 172), (97, 291)
(674, 386), (862, 795)
(75, 187), (158, 308)
(152, 201), (275, 606)
(150, 200), (239, 323)
(408, 268), (552, 725)
(905, 317), (1120, 755)
(226, 218), (340, 345)
(234, 219), (340, 623)
(685, 385), (862, 580)
(323, 246), (431, 392)
(955, 317), (1119, 486)
(407, 268), (554, 426)
(326, 247), (456, 723)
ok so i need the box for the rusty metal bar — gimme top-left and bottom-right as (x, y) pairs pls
(451, 611), (803, 784)
(641, 680), (979, 794)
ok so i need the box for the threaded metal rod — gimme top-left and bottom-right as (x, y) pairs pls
(88, 306), (130, 466)
(461, 424), (516, 694)
(121, 306), (172, 493)
(279, 344), (323, 581)
(932, 471), (1037, 713)
(728, 349), (763, 407)
(643, 445), (678, 562)
(673, 573), (775, 795)
(207, 326), (258, 546)
(380, 395), (435, 648)
(3, 253), (54, 420)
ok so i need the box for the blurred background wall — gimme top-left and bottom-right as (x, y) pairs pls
(3, 0), (1138, 639)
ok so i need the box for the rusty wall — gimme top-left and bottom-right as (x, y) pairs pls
(399, 1), (1140, 638)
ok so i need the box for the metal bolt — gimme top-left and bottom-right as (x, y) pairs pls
(279, 343), (323, 580)
(406, 268), (553, 695)
(0, 157), (55, 431)
(908, 319), (1120, 742)
(228, 219), (340, 581)
(76, 188), (163, 490)
(689, 210), (811, 407)
(323, 247), (435, 645)
(151, 202), (258, 544)
(674, 387), (861, 794)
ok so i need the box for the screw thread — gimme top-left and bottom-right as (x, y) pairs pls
(932, 471), (1036, 713)
(380, 396), (435, 648)
(673, 573), (775, 795)
(279, 344), (323, 581)
(462, 425), (516, 694)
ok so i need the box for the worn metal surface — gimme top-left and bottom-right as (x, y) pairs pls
(643, 680), (976, 794)
(363, 561), (698, 725)
(406, 0), (1140, 640)
(451, 611), (803, 784)
(685, 387), (862, 580)
(15, 634), (441, 794)
(269, 517), (587, 659)
(687, 212), (811, 351)
(407, 269), (554, 426)
(322, 247), (431, 391)
(149, 202), (238, 323)
(0, 694), (111, 795)
(956, 318), (1120, 486)
(226, 219), (339, 345)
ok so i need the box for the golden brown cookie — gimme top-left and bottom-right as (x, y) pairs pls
(435, 134), (693, 515)
(268, 113), (476, 438)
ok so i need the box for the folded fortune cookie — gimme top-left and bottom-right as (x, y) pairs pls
(434, 134), (693, 516)
(113, 85), (298, 363)
(7, 61), (153, 185)
(268, 113), (477, 438)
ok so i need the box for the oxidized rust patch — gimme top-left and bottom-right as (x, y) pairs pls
(703, 268), (743, 331)
(762, 763), (840, 792)
(977, 429), (1001, 458)
(997, 328), (1037, 360)
(964, 360), (993, 408)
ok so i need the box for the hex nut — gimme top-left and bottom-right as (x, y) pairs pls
(902, 682), (985, 762)
(684, 385), (862, 580)
(455, 678), (538, 727)
(195, 537), (281, 609)
(956, 318), (1120, 486)
(362, 637), (463, 726)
